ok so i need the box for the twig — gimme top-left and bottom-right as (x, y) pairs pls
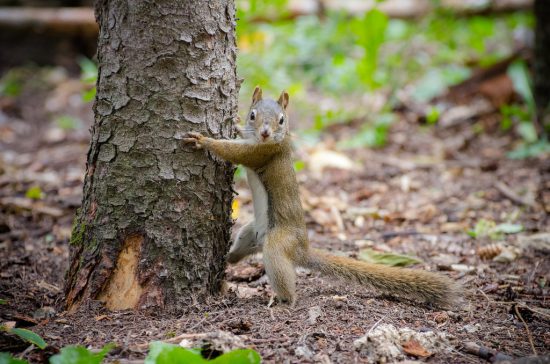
(495, 182), (536, 208)
(462, 341), (512, 362)
(474, 292), (550, 319)
(367, 313), (388, 335)
(514, 305), (537, 356)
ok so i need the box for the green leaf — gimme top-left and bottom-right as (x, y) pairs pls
(144, 343), (261, 364)
(293, 160), (305, 172)
(211, 349), (261, 364)
(359, 249), (423, 267)
(353, 9), (389, 88)
(494, 223), (523, 234)
(8, 328), (47, 349)
(508, 138), (550, 159)
(25, 186), (43, 200)
(508, 61), (535, 116)
(0, 352), (28, 364)
(470, 219), (496, 239)
(145, 342), (206, 364)
(0, 299), (7, 305)
(49, 343), (114, 364)
(82, 87), (96, 103)
(517, 122), (538, 144)
(55, 115), (81, 130)
(0, 74), (22, 97)
(78, 57), (98, 84)
(426, 106), (440, 125)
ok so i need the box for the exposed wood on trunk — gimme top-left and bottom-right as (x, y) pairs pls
(97, 235), (144, 310)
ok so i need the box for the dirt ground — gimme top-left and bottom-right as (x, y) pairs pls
(0, 68), (549, 363)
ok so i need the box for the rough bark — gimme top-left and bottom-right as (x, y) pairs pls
(534, 0), (550, 135)
(65, 0), (238, 311)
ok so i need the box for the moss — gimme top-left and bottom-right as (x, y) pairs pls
(70, 218), (86, 246)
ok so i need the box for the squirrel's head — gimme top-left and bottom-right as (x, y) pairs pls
(242, 86), (289, 143)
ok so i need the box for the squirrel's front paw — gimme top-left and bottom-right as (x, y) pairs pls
(182, 132), (204, 149)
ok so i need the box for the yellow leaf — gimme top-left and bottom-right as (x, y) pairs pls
(231, 199), (240, 219)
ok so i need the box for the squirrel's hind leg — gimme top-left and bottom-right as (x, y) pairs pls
(227, 221), (261, 264)
(263, 229), (297, 305)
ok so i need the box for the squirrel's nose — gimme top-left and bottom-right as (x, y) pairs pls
(260, 130), (270, 138)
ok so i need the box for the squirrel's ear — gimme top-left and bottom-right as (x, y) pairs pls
(277, 90), (289, 110)
(252, 86), (263, 104)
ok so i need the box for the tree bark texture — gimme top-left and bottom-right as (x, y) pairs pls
(534, 0), (550, 135)
(65, 0), (238, 311)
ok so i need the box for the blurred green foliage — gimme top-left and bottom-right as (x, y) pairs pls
(235, 3), (535, 150)
(55, 115), (81, 130)
(0, 70), (23, 97)
(25, 186), (44, 200)
(79, 57), (97, 102)
(49, 344), (114, 364)
(145, 342), (261, 364)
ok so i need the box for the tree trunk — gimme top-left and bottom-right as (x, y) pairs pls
(65, 0), (238, 311)
(534, 0), (550, 135)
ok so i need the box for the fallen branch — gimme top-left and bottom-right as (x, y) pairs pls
(0, 7), (97, 34)
(461, 341), (513, 362)
(495, 181), (537, 208)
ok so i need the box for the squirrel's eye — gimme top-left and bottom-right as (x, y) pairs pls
(279, 115), (284, 125)
(250, 110), (256, 121)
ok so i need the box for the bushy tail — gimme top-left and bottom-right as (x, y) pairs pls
(304, 249), (460, 308)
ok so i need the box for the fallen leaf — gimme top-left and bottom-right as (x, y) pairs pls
(359, 249), (423, 267)
(308, 149), (354, 175)
(494, 223), (523, 234)
(226, 264), (264, 282)
(231, 199), (240, 219)
(450, 264), (476, 273)
(402, 339), (432, 358)
(308, 306), (322, 325)
(493, 246), (521, 263)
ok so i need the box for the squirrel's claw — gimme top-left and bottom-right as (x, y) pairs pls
(182, 132), (204, 149)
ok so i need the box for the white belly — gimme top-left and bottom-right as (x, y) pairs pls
(245, 167), (268, 245)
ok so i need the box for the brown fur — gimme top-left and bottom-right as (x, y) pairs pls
(183, 88), (461, 308)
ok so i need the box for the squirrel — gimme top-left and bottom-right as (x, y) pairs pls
(183, 86), (460, 307)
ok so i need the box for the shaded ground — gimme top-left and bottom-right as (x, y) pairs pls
(0, 67), (548, 363)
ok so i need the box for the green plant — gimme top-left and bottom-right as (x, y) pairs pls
(0, 352), (27, 364)
(78, 57), (97, 102)
(25, 186), (44, 200)
(502, 60), (550, 158)
(0, 327), (47, 349)
(338, 113), (395, 149)
(49, 343), (114, 364)
(55, 115), (81, 130)
(467, 219), (523, 239)
(352, 8), (388, 89)
(0, 70), (24, 97)
(144, 342), (261, 364)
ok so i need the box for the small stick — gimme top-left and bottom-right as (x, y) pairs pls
(514, 305), (537, 356)
(494, 182), (536, 208)
(367, 313), (388, 335)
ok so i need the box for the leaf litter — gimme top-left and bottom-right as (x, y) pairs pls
(0, 65), (548, 363)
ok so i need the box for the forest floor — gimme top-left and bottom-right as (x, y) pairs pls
(0, 67), (549, 363)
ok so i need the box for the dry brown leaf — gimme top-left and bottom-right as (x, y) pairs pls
(226, 264), (264, 282)
(402, 339), (432, 358)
